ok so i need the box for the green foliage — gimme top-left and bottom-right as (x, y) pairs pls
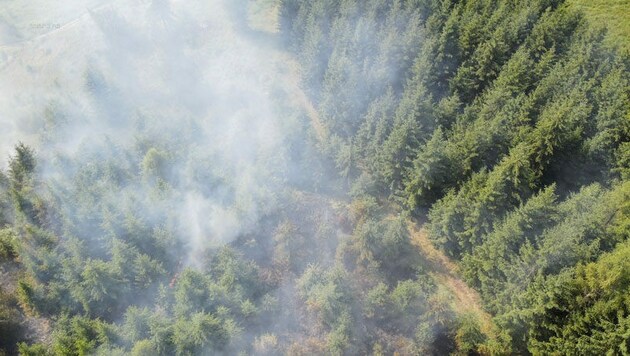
(51, 315), (114, 356)
(348, 213), (416, 275)
(129, 340), (156, 356)
(0, 228), (18, 260)
(0, 288), (25, 355)
(0, 171), (11, 226)
(172, 312), (229, 355)
(615, 141), (630, 180)
(7, 144), (45, 226)
(405, 127), (453, 207)
(283, 0), (630, 354)
(207, 247), (264, 301)
(140, 148), (171, 193)
(528, 241), (630, 354)
(173, 269), (213, 317)
(74, 259), (124, 317)
(0, 0), (628, 355)
(120, 307), (153, 346)
(8, 143), (36, 190)
(18, 343), (51, 356)
(297, 265), (354, 332)
(454, 314), (486, 355)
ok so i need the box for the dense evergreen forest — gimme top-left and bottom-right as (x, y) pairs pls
(280, 0), (630, 353)
(0, 0), (628, 355)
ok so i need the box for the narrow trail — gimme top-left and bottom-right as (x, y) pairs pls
(3, 0), (496, 346)
(226, 0), (327, 144)
(275, 53), (327, 143)
(408, 224), (496, 338)
(252, 6), (498, 340)
(274, 47), (498, 341)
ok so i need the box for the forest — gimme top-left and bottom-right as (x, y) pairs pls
(0, 0), (628, 355)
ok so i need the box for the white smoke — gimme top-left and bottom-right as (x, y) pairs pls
(0, 0), (295, 267)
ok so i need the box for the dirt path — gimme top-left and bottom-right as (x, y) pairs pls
(2, 0), (495, 347)
(273, 46), (498, 343)
(240, 0), (327, 143)
(275, 53), (327, 143)
(408, 223), (496, 339)
(253, 7), (497, 340)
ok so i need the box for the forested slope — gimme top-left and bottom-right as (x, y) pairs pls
(1, 1), (492, 355)
(0, 0), (628, 355)
(280, 0), (630, 354)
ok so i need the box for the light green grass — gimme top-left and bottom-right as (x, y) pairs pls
(567, 0), (630, 54)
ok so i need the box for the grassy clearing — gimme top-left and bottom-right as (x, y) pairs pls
(567, 0), (630, 53)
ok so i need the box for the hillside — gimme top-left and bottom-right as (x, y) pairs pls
(281, 0), (630, 353)
(0, 0), (629, 355)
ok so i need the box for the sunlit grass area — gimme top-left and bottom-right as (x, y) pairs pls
(567, 0), (630, 53)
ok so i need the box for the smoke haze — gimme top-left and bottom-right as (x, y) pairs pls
(1, 0), (300, 266)
(1, 0), (627, 354)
